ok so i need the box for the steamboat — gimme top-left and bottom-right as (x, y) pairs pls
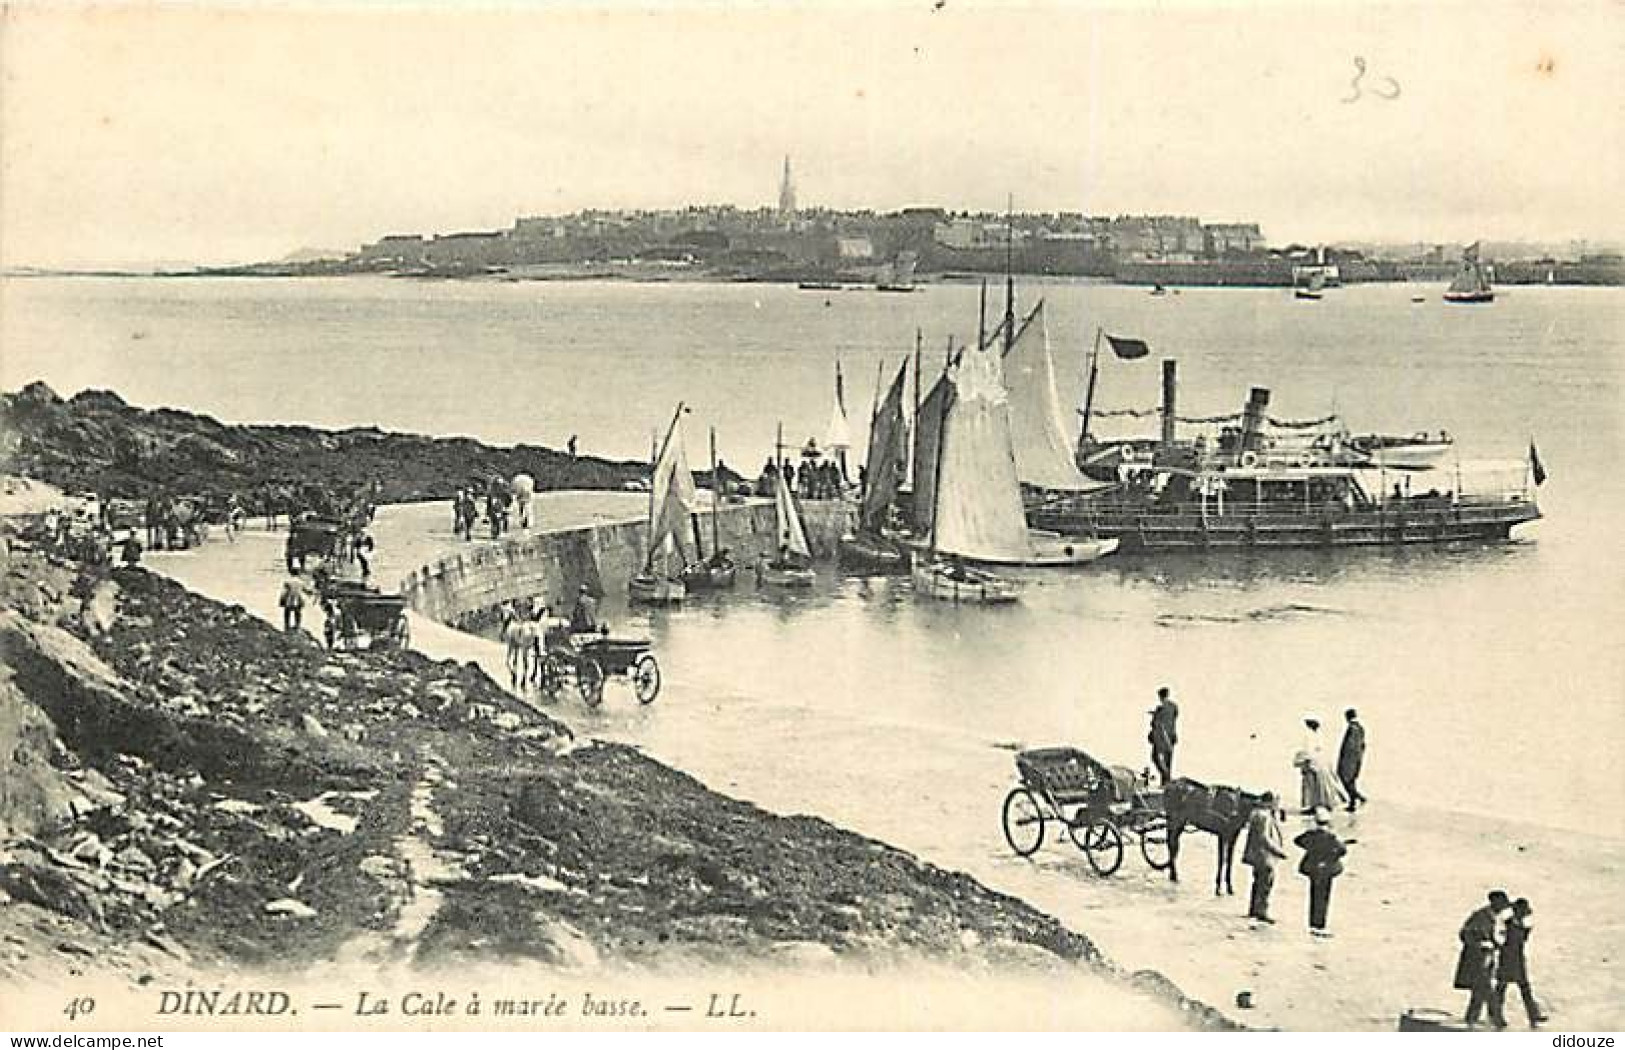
(1038, 367), (1542, 552)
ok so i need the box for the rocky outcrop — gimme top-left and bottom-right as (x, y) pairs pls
(0, 546), (1232, 1028)
(0, 382), (662, 506)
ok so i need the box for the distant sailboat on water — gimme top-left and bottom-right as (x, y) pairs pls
(1444, 243), (1495, 304)
(1295, 270), (1327, 300)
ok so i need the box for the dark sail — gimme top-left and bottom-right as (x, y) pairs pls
(860, 361), (909, 533)
(911, 372), (954, 534)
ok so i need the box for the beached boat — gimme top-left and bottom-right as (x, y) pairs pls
(839, 358), (911, 574)
(629, 404), (694, 605)
(680, 427), (737, 591)
(758, 432), (816, 588)
(1443, 244), (1495, 303)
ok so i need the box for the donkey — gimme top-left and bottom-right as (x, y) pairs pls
(1163, 777), (1267, 896)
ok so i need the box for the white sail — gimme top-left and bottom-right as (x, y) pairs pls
(773, 467), (812, 558)
(933, 340), (1034, 563)
(1002, 301), (1099, 491)
(648, 412), (699, 559)
(825, 361), (852, 451)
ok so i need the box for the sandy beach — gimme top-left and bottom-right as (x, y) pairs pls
(135, 499), (1625, 1032)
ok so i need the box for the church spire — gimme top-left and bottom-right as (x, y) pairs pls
(778, 155), (797, 221)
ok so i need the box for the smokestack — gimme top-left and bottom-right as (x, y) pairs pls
(1240, 387), (1271, 452)
(1161, 360), (1178, 447)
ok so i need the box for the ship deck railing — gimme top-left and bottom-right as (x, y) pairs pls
(1034, 492), (1536, 520)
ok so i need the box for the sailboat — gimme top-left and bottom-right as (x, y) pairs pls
(838, 358), (910, 574)
(1295, 271), (1327, 300)
(1001, 300), (1115, 501)
(757, 425), (817, 588)
(629, 404), (697, 605)
(876, 251), (919, 293)
(680, 426), (737, 590)
(824, 360), (852, 488)
(1444, 243), (1495, 303)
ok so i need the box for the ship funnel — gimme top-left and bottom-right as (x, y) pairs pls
(1161, 360), (1178, 447)
(1240, 387), (1271, 452)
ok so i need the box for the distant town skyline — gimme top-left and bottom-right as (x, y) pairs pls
(2, 2), (1620, 270)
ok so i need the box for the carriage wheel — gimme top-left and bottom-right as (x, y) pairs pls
(539, 654), (569, 697)
(1138, 815), (1172, 871)
(1070, 818), (1125, 877)
(577, 658), (605, 707)
(1001, 788), (1046, 857)
(632, 655), (661, 704)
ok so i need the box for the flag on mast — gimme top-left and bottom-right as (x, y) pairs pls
(1105, 334), (1151, 360)
(1529, 440), (1547, 486)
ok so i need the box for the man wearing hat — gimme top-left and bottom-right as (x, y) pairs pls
(1338, 708), (1368, 812)
(1496, 898), (1548, 1025)
(1148, 687), (1179, 786)
(1455, 890), (1514, 1028)
(1292, 807), (1347, 937)
(1241, 791), (1287, 923)
(568, 583), (600, 635)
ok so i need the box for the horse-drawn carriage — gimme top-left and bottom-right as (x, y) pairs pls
(286, 515), (345, 572)
(537, 626), (661, 708)
(1001, 747), (1171, 876)
(318, 577), (409, 651)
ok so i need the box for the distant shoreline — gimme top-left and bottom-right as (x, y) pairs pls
(6, 265), (1624, 288)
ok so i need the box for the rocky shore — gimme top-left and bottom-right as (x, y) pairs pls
(0, 543), (1232, 1029)
(0, 382), (667, 508)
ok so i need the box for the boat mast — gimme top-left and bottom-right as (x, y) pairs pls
(1078, 326), (1103, 452)
(977, 279), (987, 353)
(709, 425), (722, 562)
(1003, 194), (1016, 357)
(928, 336), (955, 557)
(911, 328), (922, 485)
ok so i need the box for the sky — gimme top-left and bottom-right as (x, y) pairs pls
(2, 0), (1621, 269)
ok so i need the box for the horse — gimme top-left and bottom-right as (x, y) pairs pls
(501, 609), (538, 688)
(1162, 777), (1267, 896)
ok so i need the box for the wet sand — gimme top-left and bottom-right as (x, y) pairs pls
(144, 504), (1625, 1032)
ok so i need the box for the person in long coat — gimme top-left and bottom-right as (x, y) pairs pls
(1495, 898), (1548, 1025)
(1296, 717), (1351, 814)
(1242, 792), (1287, 922)
(1338, 708), (1368, 812)
(1454, 890), (1512, 1028)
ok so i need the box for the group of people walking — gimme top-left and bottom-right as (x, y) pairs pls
(1455, 890), (1547, 1028)
(454, 476), (530, 541)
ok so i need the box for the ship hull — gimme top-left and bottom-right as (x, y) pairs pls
(628, 574), (686, 604)
(837, 532), (910, 574)
(1027, 500), (1540, 553)
(1443, 291), (1495, 303)
(910, 556), (1020, 604)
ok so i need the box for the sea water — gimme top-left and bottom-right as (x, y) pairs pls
(4, 275), (1622, 838)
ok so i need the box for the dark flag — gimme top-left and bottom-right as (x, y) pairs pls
(1529, 440), (1547, 486)
(1105, 334), (1151, 360)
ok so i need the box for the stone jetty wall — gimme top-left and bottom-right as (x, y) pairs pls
(399, 499), (854, 630)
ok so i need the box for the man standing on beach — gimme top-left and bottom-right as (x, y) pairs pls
(278, 574), (307, 633)
(1338, 708), (1367, 812)
(1242, 791), (1286, 923)
(1293, 808), (1346, 937)
(1455, 890), (1513, 1029)
(1148, 687), (1179, 785)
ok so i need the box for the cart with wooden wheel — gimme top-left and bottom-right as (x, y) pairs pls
(1000, 747), (1171, 876)
(317, 577), (409, 652)
(538, 632), (660, 708)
